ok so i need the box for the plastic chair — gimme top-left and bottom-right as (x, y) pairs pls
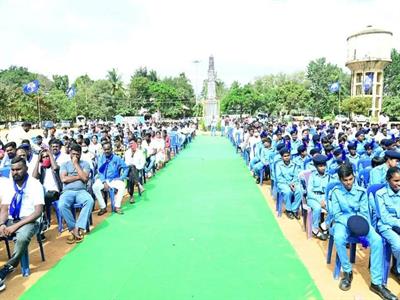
(299, 170), (313, 239)
(358, 158), (372, 171)
(0, 167), (10, 177)
(367, 183), (391, 285)
(357, 167), (371, 188)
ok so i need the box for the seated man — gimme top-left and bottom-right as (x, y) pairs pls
(253, 137), (273, 184)
(0, 157), (44, 292)
(58, 144), (94, 243)
(331, 163), (396, 299)
(376, 167), (400, 283)
(306, 154), (330, 240)
(93, 141), (129, 215)
(370, 150), (400, 185)
(275, 147), (302, 219)
(32, 148), (63, 230)
(124, 138), (145, 203)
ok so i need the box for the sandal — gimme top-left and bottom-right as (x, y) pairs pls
(66, 234), (76, 244)
(313, 230), (328, 241)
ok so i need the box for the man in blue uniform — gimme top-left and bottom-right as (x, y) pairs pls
(276, 147), (302, 219)
(306, 154), (330, 240)
(370, 150), (400, 185)
(331, 163), (397, 299)
(376, 167), (400, 284)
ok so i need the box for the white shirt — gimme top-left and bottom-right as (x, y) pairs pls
(124, 148), (146, 170)
(2, 176), (44, 219)
(0, 177), (13, 205)
(42, 168), (59, 192)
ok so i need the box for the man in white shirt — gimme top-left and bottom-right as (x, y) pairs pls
(124, 138), (145, 203)
(0, 157), (44, 292)
(142, 133), (156, 178)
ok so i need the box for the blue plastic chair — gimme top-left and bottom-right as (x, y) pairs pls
(358, 167), (372, 188)
(367, 183), (391, 285)
(0, 167), (10, 177)
(52, 200), (93, 233)
(299, 170), (313, 239)
(358, 158), (372, 171)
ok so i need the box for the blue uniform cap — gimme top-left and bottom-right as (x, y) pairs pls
(347, 215), (369, 237)
(309, 148), (321, 156)
(384, 150), (400, 160)
(347, 142), (357, 150)
(297, 145), (307, 154)
(279, 147), (290, 156)
(312, 154), (328, 165)
(381, 139), (394, 147)
(355, 130), (364, 138)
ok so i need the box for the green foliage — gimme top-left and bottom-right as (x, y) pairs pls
(52, 75), (69, 91)
(306, 58), (350, 117)
(382, 96), (400, 119)
(384, 49), (400, 96)
(341, 96), (371, 115)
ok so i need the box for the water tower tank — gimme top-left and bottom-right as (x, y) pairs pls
(346, 26), (393, 69)
(345, 26), (393, 120)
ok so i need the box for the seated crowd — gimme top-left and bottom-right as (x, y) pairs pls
(224, 116), (400, 300)
(0, 119), (197, 292)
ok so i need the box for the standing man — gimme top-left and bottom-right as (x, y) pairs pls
(0, 157), (44, 292)
(93, 142), (129, 215)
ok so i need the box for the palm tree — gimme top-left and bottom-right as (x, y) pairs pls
(106, 68), (123, 95)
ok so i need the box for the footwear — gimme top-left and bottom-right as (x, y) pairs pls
(255, 177), (260, 184)
(97, 208), (107, 216)
(293, 212), (301, 220)
(114, 208), (124, 215)
(339, 271), (353, 291)
(312, 230), (327, 241)
(66, 234), (76, 244)
(40, 233), (46, 242)
(129, 196), (135, 204)
(320, 222), (328, 232)
(370, 283), (397, 300)
(138, 185), (145, 194)
(285, 211), (294, 219)
(0, 264), (14, 289)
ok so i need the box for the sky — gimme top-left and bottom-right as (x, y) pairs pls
(0, 0), (399, 96)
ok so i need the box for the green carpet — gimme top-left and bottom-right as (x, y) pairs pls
(21, 136), (321, 300)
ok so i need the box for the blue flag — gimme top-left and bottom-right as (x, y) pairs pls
(66, 86), (76, 99)
(23, 80), (40, 94)
(363, 73), (373, 93)
(329, 82), (340, 93)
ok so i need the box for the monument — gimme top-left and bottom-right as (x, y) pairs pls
(203, 55), (219, 126)
(345, 25), (393, 120)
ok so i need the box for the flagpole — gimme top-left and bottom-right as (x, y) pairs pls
(37, 94), (41, 128)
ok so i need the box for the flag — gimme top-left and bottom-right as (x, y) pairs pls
(363, 73), (373, 93)
(23, 80), (40, 94)
(329, 82), (340, 93)
(66, 86), (76, 99)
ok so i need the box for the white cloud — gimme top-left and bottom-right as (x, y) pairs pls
(0, 0), (399, 87)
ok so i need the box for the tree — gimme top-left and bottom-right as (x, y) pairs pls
(341, 96), (371, 116)
(382, 96), (400, 120)
(306, 58), (350, 117)
(52, 75), (69, 92)
(106, 68), (123, 95)
(384, 49), (400, 96)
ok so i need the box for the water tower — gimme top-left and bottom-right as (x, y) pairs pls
(345, 25), (393, 120)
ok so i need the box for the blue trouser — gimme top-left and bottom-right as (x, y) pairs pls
(307, 196), (323, 230)
(381, 229), (400, 273)
(145, 155), (156, 173)
(59, 190), (94, 231)
(221, 127), (225, 136)
(250, 158), (260, 171)
(211, 126), (216, 136)
(334, 223), (383, 285)
(278, 183), (302, 212)
(5, 220), (39, 267)
(253, 161), (265, 174)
